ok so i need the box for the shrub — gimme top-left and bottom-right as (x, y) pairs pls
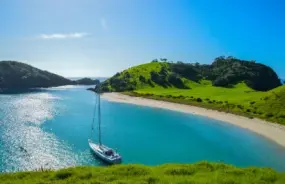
(266, 113), (274, 118)
(237, 105), (244, 109)
(124, 72), (131, 78)
(147, 79), (155, 87)
(55, 171), (73, 180)
(165, 167), (195, 176)
(246, 109), (251, 113)
(250, 101), (256, 105)
(197, 98), (203, 102)
(168, 73), (188, 89)
(146, 177), (159, 184)
(139, 75), (146, 83)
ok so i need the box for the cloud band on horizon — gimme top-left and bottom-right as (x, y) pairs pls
(38, 32), (88, 39)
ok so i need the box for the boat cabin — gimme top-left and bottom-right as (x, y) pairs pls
(104, 149), (114, 156)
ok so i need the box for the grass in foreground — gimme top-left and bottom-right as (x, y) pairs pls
(1, 162), (285, 184)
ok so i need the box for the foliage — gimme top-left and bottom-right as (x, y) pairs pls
(1, 162), (285, 184)
(209, 56), (281, 91)
(100, 56), (281, 92)
(0, 61), (73, 89)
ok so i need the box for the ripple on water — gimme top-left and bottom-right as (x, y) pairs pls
(0, 93), (81, 172)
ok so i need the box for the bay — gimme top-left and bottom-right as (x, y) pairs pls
(1, 86), (285, 172)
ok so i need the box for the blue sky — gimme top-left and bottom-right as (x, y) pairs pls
(0, 0), (284, 78)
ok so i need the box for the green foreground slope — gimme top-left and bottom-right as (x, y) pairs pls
(1, 162), (285, 184)
(99, 57), (285, 124)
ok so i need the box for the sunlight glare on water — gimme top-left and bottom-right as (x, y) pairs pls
(0, 92), (80, 172)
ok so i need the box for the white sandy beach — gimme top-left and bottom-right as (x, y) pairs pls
(102, 92), (285, 147)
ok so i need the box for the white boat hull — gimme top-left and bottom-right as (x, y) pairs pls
(88, 139), (122, 164)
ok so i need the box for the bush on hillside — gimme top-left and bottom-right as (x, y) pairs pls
(197, 98), (203, 102)
(168, 73), (188, 89)
(210, 56), (281, 91)
(139, 75), (147, 83)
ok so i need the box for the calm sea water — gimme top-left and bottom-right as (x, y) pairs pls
(1, 86), (285, 172)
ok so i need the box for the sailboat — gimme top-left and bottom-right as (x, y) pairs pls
(88, 86), (122, 164)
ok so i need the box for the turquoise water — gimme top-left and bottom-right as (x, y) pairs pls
(1, 86), (285, 172)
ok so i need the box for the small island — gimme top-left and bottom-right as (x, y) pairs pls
(73, 77), (100, 85)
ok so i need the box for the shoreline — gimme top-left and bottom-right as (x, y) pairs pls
(102, 92), (285, 147)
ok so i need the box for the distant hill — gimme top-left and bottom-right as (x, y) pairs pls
(99, 56), (281, 92)
(73, 78), (100, 85)
(69, 77), (107, 83)
(0, 61), (73, 89)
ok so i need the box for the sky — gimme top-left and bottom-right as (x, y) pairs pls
(0, 0), (285, 78)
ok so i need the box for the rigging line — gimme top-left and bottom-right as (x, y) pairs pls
(90, 93), (98, 138)
(98, 93), (102, 145)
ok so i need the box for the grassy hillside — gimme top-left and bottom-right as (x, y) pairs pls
(98, 57), (284, 125)
(100, 57), (281, 92)
(126, 84), (285, 125)
(1, 162), (285, 184)
(256, 86), (285, 120)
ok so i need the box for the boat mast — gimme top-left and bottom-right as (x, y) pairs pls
(98, 88), (102, 146)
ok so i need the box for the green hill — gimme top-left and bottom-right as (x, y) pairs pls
(0, 61), (102, 91)
(99, 57), (284, 124)
(1, 162), (285, 184)
(0, 61), (73, 90)
(100, 57), (281, 92)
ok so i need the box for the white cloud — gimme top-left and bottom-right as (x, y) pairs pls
(100, 18), (108, 30)
(38, 32), (88, 39)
